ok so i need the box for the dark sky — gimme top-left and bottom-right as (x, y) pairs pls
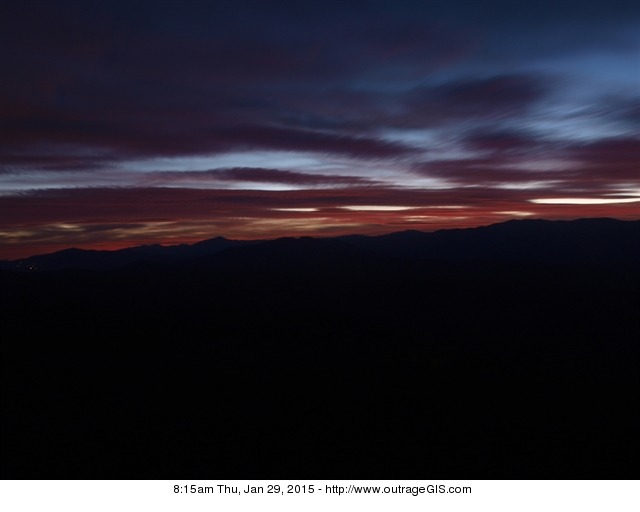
(1, 0), (638, 258)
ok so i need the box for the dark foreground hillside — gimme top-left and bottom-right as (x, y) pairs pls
(1, 219), (639, 479)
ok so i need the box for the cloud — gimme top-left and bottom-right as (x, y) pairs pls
(567, 137), (640, 167)
(0, 121), (417, 172)
(416, 158), (558, 185)
(2, 182), (639, 259)
(196, 168), (378, 186)
(144, 168), (381, 188)
(462, 130), (544, 154)
(417, 134), (640, 195)
(404, 74), (547, 124)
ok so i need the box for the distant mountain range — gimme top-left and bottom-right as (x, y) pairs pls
(2, 218), (638, 272)
(1, 235), (256, 271)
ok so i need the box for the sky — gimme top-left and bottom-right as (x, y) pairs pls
(1, 0), (638, 259)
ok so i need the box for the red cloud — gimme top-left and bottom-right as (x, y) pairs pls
(2, 185), (638, 259)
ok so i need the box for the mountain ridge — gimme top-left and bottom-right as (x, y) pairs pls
(2, 218), (638, 271)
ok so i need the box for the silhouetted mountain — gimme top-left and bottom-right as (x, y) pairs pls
(338, 218), (640, 264)
(1, 217), (638, 480)
(0, 236), (257, 271)
(2, 218), (638, 271)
